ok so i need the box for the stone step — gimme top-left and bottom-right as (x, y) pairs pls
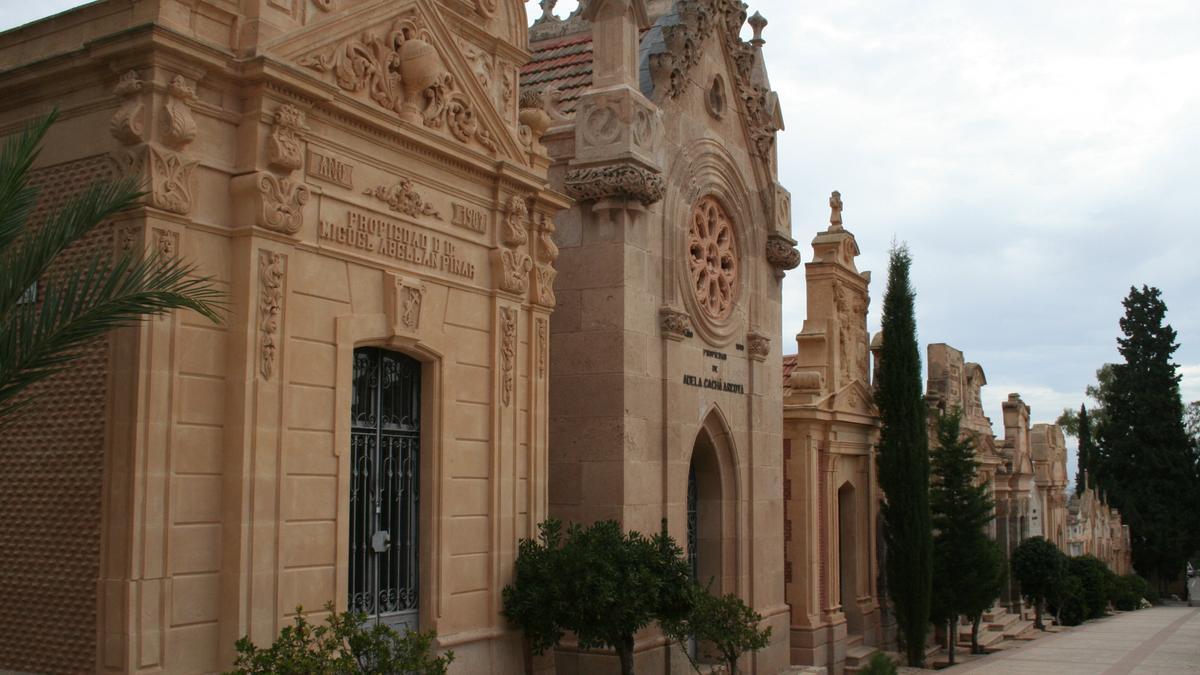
(845, 644), (877, 667)
(957, 628), (1005, 650)
(988, 611), (1020, 631)
(1003, 619), (1035, 639)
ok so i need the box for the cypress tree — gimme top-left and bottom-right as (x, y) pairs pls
(1095, 286), (1199, 588)
(929, 409), (995, 665)
(874, 245), (932, 667)
(1075, 405), (1093, 496)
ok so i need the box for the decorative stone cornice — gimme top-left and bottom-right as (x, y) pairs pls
(659, 306), (692, 340)
(563, 163), (665, 206)
(766, 233), (801, 279)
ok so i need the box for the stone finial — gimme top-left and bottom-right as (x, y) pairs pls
(749, 11), (768, 47)
(535, 0), (561, 25)
(829, 190), (844, 231)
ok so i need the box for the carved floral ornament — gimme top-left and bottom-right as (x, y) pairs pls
(297, 16), (498, 153)
(500, 306), (516, 406)
(688, 196), (739, 322)
(660, 306), (692, 340)
(563, 163), (665, 206)
(108, 70), (199, 216)
(267, 104), (305, 172)
(766, 233), (800, 278)
(258, 173), (311, 234)
(364, 179), (441, 219)
(259, 251), (285, 380)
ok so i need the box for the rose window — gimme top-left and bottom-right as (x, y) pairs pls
(688, 196), (739, 321)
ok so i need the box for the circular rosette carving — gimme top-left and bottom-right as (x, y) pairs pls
(688, 196), (739, 322)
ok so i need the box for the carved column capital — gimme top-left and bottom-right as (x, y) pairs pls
(766, 233), (801, 279)
(747, 331), (771, 361)
(659, 306), (691, 341)
(564, 163), (665, 207)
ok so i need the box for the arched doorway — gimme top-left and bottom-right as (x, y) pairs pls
(838, 482), (862, 635)
(688, 424), (726, 591)
(348, 347), (421, 631)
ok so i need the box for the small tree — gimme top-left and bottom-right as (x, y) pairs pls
(874, 245), (933, 667)
(963, 539), (1007, 654)
(503, 519), (693, 675)
(227, 603), (453, 674)
(928, 409), (995, 665)
(1011, 537), (1067, 630)
(662, 584), (772, 675)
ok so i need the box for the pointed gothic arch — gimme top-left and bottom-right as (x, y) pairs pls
(686, 406), (740, 595)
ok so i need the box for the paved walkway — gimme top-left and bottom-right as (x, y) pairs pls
(943, 605), (1200, 674)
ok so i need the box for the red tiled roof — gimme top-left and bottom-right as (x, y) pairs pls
(782, 354), (798, 380)
(520, 32), (594, 116)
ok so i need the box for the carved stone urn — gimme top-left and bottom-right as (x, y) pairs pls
(398, 39), (441, 124)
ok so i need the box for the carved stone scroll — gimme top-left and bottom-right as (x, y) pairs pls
(537, 318), (548, 379)
(258, 173), (311, 234)
(110, 70), (145, 145)
(162, 75), (197, 149)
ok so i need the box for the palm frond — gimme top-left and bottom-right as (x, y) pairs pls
(0, 249), (225, 423)
(0, 175), (142, 315)
(0, 110), (57, 253)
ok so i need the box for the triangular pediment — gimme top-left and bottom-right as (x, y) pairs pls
(825, 379), (878, 417)
(266, 0), (526, 164)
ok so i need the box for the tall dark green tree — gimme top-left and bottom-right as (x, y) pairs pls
(928, 409), (995, 665)
(1075, 405), (1094, 496)
(873, 245), (932, 667)
(1095, 286), (1200, 588)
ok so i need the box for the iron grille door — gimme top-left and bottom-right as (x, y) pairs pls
(349, 348), (420, 631)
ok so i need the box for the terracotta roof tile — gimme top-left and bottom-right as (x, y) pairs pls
(782, 354), (798, 380)
(521, 33), (594, 115)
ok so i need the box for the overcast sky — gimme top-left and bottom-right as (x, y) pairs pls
(5, 1), (1198, 484)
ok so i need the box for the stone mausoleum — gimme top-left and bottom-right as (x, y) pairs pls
(522, 0), (795, 671)
(0, 0), (568, 672)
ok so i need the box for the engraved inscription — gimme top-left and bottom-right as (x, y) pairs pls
(451, 202), (487, 234)
(307, 149), (353, 188)
(319, 210), (476, 279)
(682, 374), (745, 395)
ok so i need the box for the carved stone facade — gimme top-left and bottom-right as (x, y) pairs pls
(0, 2), (565, 674)
(783, 196), (883, 674)
(526, 0), (790, 671)
(1068, 486), (1133, 575)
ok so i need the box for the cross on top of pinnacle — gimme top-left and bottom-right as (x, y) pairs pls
(830, 191), (844, 230)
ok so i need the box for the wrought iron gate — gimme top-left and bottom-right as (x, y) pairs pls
(349, 347), (420, 631)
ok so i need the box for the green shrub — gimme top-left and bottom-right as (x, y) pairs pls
(662, 584), (772, 675)
(860, 652), (898, 675)
(1111, 574), (1149, 611)
(227, 603), (452, 674)
(1012, 537), (1068, 629)
(1069, 555), (1114, 620)
(502, 519), (694, 675)
(1055, 574), (1088, 627)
